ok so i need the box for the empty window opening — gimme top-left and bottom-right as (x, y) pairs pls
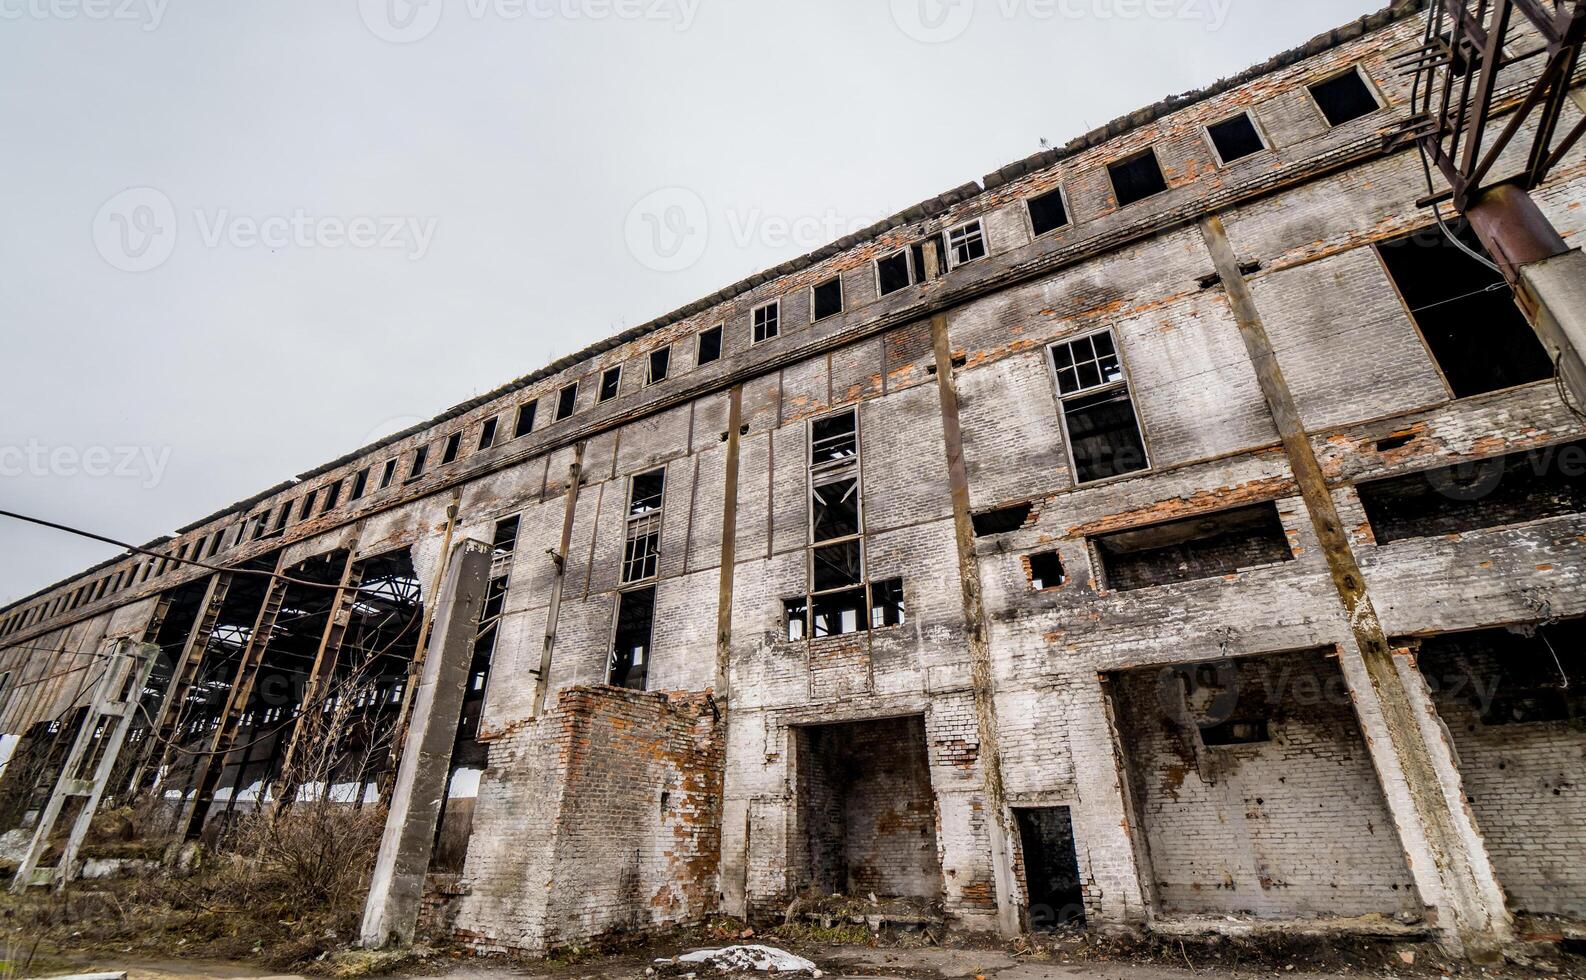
(648, 345), (671, 385)
(946, 219), (987, 267)
(465, 514), (521, 744)
(1016, 807), (1085, 930)
(515, 400), (538, 438)
(1309, 67), (1381, 126)
(1357, 440), (1586, 543)
(299, 489), (318, 520)
(1027, 551), (1064, 591)
(350, 467), (370, 501)
(555, 383), (578, 421)
(1411, 621), (1586, 918)
(598, 366), (622, 403)
(1108, 149), (1169, 207)
(1050, 331), (1149, 483)
(609, 585), (655, 691)
(876, 241), (936, 296)
(792, 717), (943, 903)
(812, 276), (843, 321)
(251, 510), (271, 540)
(697, 324), (723, 365)
(379, 458), (398, 489)
(972, 503), (1032, 536)
(407, 445), (429, 481)
(1027, 187), (1071, 237)
(1206, 112), (1267, 164)
(477, 416), (498, 451)
(623, 468), (665, 584)
(1377, 220), (1552, 398)
(752, 301), (780, 344)
(439, 432), (461, 465)
(321, 479), (343, 513)
(1095, 502), (1293, 592)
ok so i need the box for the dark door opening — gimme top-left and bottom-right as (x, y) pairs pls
(1016, 806), (1085, 930)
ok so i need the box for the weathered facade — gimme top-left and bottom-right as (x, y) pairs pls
(3, 2), (1585, 961)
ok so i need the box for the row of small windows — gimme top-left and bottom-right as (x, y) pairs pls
(1, 66), (1390, 640)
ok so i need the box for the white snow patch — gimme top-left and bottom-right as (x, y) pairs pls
(659, 945), (818, 974)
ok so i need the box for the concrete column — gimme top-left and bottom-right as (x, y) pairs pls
(360, 536), (492, 949)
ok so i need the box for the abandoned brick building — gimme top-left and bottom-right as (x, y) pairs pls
(2, 0), (1584, 962)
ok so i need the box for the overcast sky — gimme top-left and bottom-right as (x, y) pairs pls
(0, 0), (1390, 606)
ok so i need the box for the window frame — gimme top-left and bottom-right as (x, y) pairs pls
(477, 416), (499, 451)
(1106, 147), (1170, 208)
(696, 323), (724, 365)
(621, 466), (667, 586)
(647, 344), (671, 385)
(1024, 185), (1073, 239)
(810, 275), (844, 322)
(554, 382), (579, 422)
(440, 431), (462, 465)
(605, 583), (658, 690)
(751, 299), (780, 345)
(597, 365), (622, 404)
(874, 245), (922, 297)
(944, 218), (989, 269)
(1305, 64), (1384, 128)
(1202, 109), (1271, 167)
(1044, 328), (1153, 487)
(514, 400), (538, 439)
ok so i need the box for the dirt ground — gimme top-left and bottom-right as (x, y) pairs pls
(32, 930), (1586, 980)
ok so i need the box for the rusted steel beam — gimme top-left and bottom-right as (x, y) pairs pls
(715, 386), (743, 701)
(533, 443), (585, 716)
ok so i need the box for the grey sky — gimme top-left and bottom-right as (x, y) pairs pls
(0, 0), (1387, 606)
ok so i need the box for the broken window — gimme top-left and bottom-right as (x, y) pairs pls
(598, 366), (621, 403)
(648, 345), (671, 385)
(251, 509), (271, 540)
(1415, 622), (1586, 726)
(300, 489), (318, 520)
(1027, 551), (1064, 590)
(555, 383), (578, 421)
(514, 400), (537, 438)
(441, 432), (462, 465)
(477, 416), (498, 451)
(622, 468), (665, 585)
(1094, 502), (1294, 592)
(876, 242), (930, 296)
(1200, 719), (1270, 746)
(945, 219), (987, 267)
(1016, 807), (1085, 930)
(408, 445), (428, 481)
(1050, 330), (1149, 483)
(1377, 219), (1552, 398)
(811, 276), (843, 321)
(350, 467), (370, 501)
(1108, 149), (1169, 207)
(609, 585), (655, 690)
(1027, 187), (1070, 237)
(752, 300), (780, 344)
(379, 458), (398, 489)
(972, 503), (1032, 536)
(1309, 66), (1381, 126)
(469, 514), (520, 721)
(783, 409), (906, 641)
(1206, 112), (1267, 164)
(322, 479), (343, 513)
(697, 324), (723, 365)
(1357, 440), (1586, 543)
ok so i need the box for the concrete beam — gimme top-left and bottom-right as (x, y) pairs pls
(360, 536), (492, 949)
